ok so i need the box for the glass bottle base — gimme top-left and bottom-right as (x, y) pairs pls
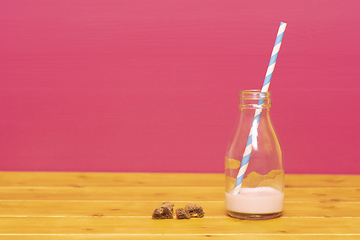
(227, 210), (282, 220)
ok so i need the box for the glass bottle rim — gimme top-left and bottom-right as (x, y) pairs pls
(238, 90), (272, 109)
(239, 89), (271, 100)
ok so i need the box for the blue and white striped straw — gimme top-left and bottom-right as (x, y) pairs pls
(233, 22), (287, 195)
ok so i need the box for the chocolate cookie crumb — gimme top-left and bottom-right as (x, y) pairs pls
(185, 203), (205, 218)
(176, 208), (191, 219)
(152, 202), (174, 219)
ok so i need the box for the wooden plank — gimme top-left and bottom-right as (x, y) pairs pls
(0, 217), (359, 234)
(1, 200), (360, 218)
(0, 187), (359, 202)
(1, 172), (360, 188)
(1, 235), (360, 240)
(283, 202), (360, 218)
(0, 172), (224, 187)
(1, 173), (359, 239)
(285, 175), (360, 188)
(0, 186), (221, 201)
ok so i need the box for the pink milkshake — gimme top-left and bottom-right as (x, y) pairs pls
(225, 187), (284, 219)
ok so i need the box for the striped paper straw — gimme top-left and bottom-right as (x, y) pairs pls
(232, 22), (287, 195)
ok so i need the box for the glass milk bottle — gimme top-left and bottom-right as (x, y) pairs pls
(225, 90), (284, 220)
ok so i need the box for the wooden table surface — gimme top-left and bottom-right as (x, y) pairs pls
(0, 172), (359, 239)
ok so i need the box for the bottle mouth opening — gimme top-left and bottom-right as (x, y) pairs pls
(239, 89), (271, 100)
(238, 90), (271, 109)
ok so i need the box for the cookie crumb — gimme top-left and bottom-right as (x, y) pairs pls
(152, 202), (174, 219)
(185, 203), (205, 218)
(176, 208), (191, 219)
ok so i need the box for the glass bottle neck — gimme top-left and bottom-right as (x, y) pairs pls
(239, 90), (272, 110)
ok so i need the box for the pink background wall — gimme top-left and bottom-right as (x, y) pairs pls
(1, 0), (359, 174)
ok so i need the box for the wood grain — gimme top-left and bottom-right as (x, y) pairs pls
(0, 186), (359, 202)
(0, 172), (359, 239)
(0, 172), (223, 187)
(1, 201), (360, 218)
(2, 172), (360, 187)
(0, 217), (360, 234)
(0, 236), (359, 240)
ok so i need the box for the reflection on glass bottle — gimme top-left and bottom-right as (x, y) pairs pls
(225, 90), (284, 220)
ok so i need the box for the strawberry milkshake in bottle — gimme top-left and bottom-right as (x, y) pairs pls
(225, 90), (284, 220)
